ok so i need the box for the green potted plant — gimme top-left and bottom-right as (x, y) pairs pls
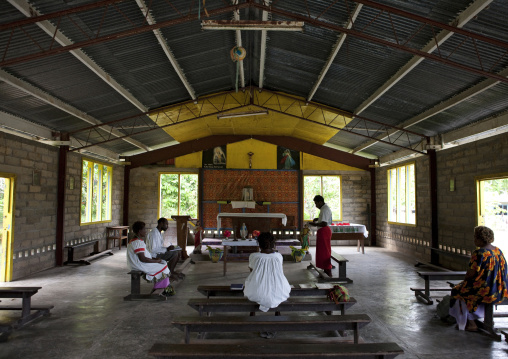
(290, 246), (308, 263)
(206, 245), (224, 263)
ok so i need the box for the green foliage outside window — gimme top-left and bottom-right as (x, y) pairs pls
(81, 160), (112, 224)
(160, 173), (198, 219)
(303, 175), (341, 221)
(388, 163), (415, 225)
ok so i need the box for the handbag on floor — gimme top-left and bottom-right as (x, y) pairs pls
(437, 295), (456, 323)
(327, 285), (350, 304)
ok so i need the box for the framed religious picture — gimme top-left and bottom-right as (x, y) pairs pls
(202, 145), (227, 169)
(277, 146), (299, 170)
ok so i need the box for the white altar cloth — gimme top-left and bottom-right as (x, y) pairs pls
(217, 213), (287, 230)
(231, 201), (256, 209)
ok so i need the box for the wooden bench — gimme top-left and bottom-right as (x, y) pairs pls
(410, 271), (465, 304)
(188, 297), (356, 316)
(0, 287), (53, 333)
(64, 240), (113, 265)
(197, 285), (333, 298)
(475, 301), (508, 340)
(149, 342), (404, 358)
(172, 314), (371, 344)
(123, 271), (165, 301)
(414, 260), (452, 272)
(308, 251), (352, 283)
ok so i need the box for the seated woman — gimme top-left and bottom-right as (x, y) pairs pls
(127, 221), (175, 297)
(449, 226), (508, 331)
(244, 232), (291, 338)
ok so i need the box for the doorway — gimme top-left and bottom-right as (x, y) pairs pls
(0, 174), (15, 282)
(477, 175), (508, 254)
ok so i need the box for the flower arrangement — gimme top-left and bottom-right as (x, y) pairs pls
(224, 230), (231, 239)
(206, 245), (223, 254)
(252, 230), (260, 239)
(290, 246), (308, 256)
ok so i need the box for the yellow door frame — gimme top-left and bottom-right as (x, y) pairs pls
(1, 173), (15, 282)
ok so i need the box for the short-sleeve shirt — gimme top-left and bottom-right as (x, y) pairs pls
(318, 203), (332, 226)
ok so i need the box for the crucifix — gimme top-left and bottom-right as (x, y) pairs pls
(247, 152), (254, 168)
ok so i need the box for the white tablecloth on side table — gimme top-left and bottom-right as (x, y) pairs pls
(330, 223), (369, 238)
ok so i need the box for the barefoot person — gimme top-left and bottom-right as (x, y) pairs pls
(146, 218), (183, 281)
(308, 195), (333, 277)
(449, 226), (508, 331)
(244, 232), (291, 338)
(127, 221), (175, 297)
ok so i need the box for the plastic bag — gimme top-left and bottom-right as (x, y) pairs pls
(327, 285), (350, 304)
(437, 295), (456, 323)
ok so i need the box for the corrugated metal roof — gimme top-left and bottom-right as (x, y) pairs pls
(0, 0), (507, 163)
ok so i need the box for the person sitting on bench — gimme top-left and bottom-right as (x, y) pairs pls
(146, 217), (183, 281)
(127, 221), (175, 297)
(449, 226), (508, 331)
(244, 232), (291, 338)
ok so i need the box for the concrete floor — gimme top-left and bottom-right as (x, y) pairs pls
(1, 246), (508, 359)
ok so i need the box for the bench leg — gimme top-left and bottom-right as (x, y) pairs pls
(476, 304), (501, 340)
(131, 273), (141, 295)
(21, 294), (31, 320)
(184, 327), (190, 344)
(353, 322), (359, 344)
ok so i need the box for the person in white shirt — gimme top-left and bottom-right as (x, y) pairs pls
(145, 218), (182, 281)
(126, 221), (174, 297)
(308, 195), (333, 277)
(244, 232), (291, 338)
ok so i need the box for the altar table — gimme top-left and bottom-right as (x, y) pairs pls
(216, 213), (287, 239)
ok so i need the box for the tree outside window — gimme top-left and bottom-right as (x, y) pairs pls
(159, 173), (198, 219)
(388, 163), (416, 225)
(81, 160), (112, 224)
(303, 175), (341, 221)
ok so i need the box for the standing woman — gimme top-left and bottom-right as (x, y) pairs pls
(127, 221), (175, 297)
(449, 226), (508, 331)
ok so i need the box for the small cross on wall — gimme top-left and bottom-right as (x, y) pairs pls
(247, 152), (254, 168)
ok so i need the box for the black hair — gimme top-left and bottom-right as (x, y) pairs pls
(313, 195), (324, 202)
(257, 232), (275, 250)
(157, 218), (168, 225)
(132, 221), (146, 235)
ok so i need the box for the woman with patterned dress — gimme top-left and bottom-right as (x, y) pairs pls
(127, 221), (174, 297)
(449, 226), (508, 331)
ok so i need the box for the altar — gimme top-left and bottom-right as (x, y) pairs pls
(216, 213), (287, 239)
(330, 223), (369, 254)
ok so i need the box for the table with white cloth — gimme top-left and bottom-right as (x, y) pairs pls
(216, 213), (287, 240)
(330, 223), (369, 254)
(222, 239), (259, 276)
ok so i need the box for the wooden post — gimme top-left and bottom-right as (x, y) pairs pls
(171, 215), (191, 259)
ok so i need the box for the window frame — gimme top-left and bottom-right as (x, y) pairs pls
(387, 162), (416, 226)
(302, 174), (342, 222)
(80, 158), (112, 225)
(158, 171), (199, 220)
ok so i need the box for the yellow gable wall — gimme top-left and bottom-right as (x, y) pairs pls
(173, 139), (363, 170)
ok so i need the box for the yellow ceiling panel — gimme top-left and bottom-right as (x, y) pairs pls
(151, 90), (352, 144)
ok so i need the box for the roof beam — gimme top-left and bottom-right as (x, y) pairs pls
(8, 0), (149, 113)
(0, 69), (150, 152)
(135, 0), (196, 100)
(307, 3), (363, 102)
(233, 1), (245, 90)
(258, 1), (270, 89)
(352, 65), (508, 153)
(126, 134), (373, 170)
(251, 1), (508, 85)
(0, 111), (121, 162)
(354, 0), (493, 116)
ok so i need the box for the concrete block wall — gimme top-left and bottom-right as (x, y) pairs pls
(0, 132), (125, 280)
(375, 132), (508, 270)
(64, 153), (125, 261)
(0, 132), (58, 279)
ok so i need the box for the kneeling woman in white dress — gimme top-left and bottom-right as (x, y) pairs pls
(127, 221), (174, 297)
(244, 232), (291, 312)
